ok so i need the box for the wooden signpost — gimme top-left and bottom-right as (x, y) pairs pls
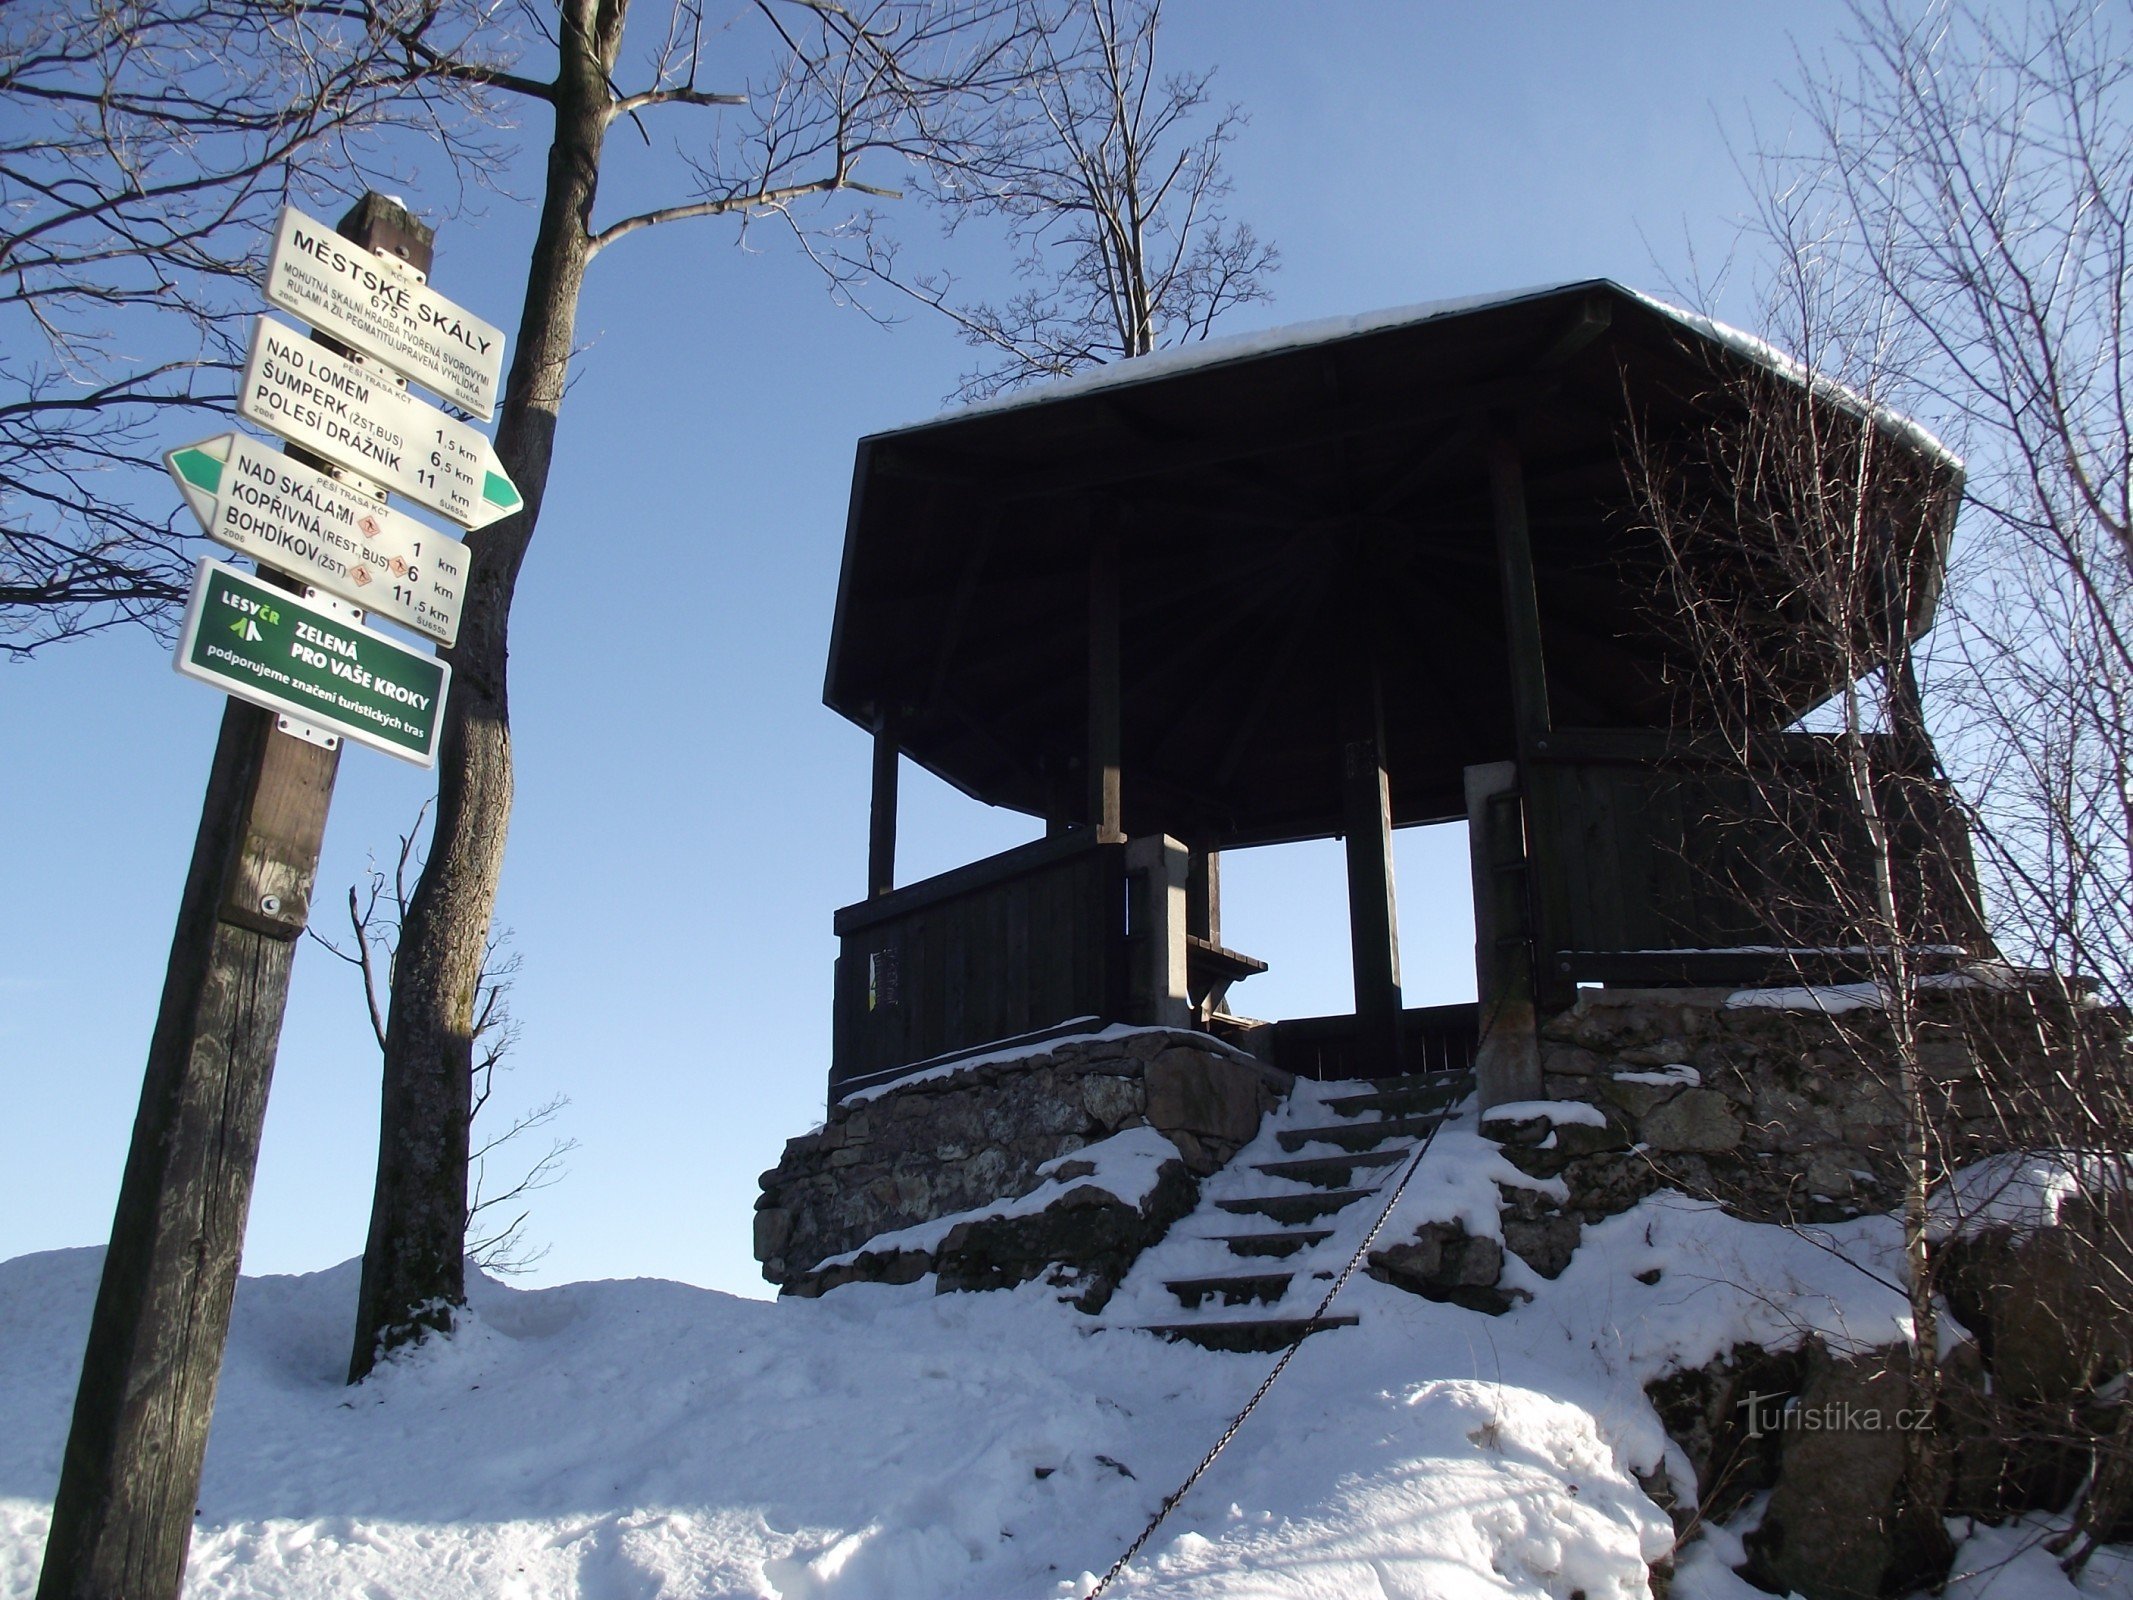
(37, 193), (508, 1600)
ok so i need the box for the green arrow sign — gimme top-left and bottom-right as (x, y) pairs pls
(174, 559), (449, 765)
(165, 433), (467, 646)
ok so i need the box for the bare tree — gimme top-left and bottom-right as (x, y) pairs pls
(0, 0), (508, 654)
(311, 806), (574, 1277)
(1614, 0), (2133, 1575)
(841, 0), (1276, 400)
(352, 0), (1043, 1380)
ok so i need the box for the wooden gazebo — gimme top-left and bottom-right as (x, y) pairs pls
(820, 280), (1978, 1103)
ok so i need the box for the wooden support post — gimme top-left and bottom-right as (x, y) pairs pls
(868, 711), (898, 899)
(1487, 426), (1574, 1016)
(1087, 525), (1123, 841)
(37, 196), (428, 1600)
(1186, 847), (1220, 944)
(1467, 761), (1542, 1108)
(1341, 661), (1406, 1078)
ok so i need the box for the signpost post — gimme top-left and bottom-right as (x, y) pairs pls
(37, 192), (506, 1600)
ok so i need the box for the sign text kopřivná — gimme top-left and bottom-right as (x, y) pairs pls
(166, 433), (466, 646)
(175, 560), (448, 765)
(264, 206), (504, 419)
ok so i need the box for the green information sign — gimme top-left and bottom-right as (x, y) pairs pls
(174, 559), (449, 765)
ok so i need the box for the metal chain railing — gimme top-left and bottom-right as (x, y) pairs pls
(1079, 1076), (1467, 1599)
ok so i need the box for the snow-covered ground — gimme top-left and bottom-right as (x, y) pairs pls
(3, 1112), (2127, 1598)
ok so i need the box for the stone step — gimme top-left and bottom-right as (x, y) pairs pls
(1209, 1229), (1332, 1258)
(1163, 1271), (1294, 1310)
(1251, 1147), (1409, 1188)
(1215, 1188), (1377, 1225)
(1140, 1315), (1361, 1354)
(1276, 1110), (1455, 1153)
(1323, 1078), (1472, 1120)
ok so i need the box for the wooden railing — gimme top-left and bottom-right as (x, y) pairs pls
(830, 832), (1131, 1097)
(1244, 1004), (1480, 1083)
(1519, 728), (1989, 993)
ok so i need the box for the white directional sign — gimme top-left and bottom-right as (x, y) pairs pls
(238, 317), (522, 531)
(166, 434), (466, 646)
(265, 206), (505, 419)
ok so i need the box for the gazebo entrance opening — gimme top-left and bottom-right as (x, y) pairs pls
(820, 282), (1985, 1106)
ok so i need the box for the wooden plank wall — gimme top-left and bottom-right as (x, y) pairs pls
(831, 834), (1128, 1093)
(1525, 729), (1988, 985)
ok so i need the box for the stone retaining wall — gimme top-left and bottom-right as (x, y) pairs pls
(754, 1027), (1289, 1293)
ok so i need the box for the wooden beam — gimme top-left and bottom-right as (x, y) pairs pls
(1488, 429), (1553, 751)
(1467, 762), (1542, 1108)
(1341, 657), (1406, 1077)
(35, 194), (421, 1600)
(922, 518), (992, 714)
(1488, 426), (1575, 1015)
(1212, 570), (1329, 787)
(1087, 524), (1123, 840)
(868, 711), (898, 899)
(1186, 847), (1221, 945)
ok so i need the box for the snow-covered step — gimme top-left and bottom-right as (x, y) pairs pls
(1323, 1079), (1468, 1119)
(1162, 1271), (1293, 1310)
(1275, 1109), (1455, 1152)
(1140, 1313), (1360, 1353)
(1250, 1147), (1408, 1188)
(1206, 1229), (1332, 1258)
(1214, 1188), (1377, 1225)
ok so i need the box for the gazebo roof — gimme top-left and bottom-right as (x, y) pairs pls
(823, 279), (1958, 850)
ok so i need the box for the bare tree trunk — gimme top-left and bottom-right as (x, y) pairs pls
(349, 0), (628, 1381)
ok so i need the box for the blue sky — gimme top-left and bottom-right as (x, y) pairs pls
(4, 0), (1854, 1298)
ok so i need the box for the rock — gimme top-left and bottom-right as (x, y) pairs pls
(1596, 1075), (1685, 1120)
(1143, 1048), (1284, 1174)
(1080, 1073), (1142, 1130)
(1645, 1342), (1806, 1523)
(1501, 1212), (1582, 1279)
(1744, 1343), (1953, 1600)
(1542, 1044), (1607, 1077)
(1366, 1220), (1514, 1313)
(1640, 1089), (1741, 1152)
(933, 1158), (1199, 1312)
(1937, 1195), (2133, 1405)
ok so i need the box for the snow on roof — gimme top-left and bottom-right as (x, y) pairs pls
(892, 278), (1961, 474)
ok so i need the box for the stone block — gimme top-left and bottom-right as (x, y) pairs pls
(1367, 1221), (1514, 1313)
(1597, 1076), (1688, 1120)
(1144, 1047), (1277, 1173)
(1080, 1073), (1143, 1130)
(1745, 1344), (1952, 1600)
(1642, 1088), (1741, 1152)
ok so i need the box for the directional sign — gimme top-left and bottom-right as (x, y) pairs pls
(175, 558), (450, 765)
(264, 206), (505, 419)
(238, 317), (522, 530)
(167, 434), (466, 646)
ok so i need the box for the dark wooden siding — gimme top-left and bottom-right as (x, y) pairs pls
(1524, 728), (1988, 987)
(831, 832), (1129, 1095)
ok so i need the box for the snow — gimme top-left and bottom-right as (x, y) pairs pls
(1481, 1099), (1610, 1128)
(3, 1100), (2125, 1598)
(1928, 1151), (2123, 1241)
(901, 280), (1960, 474)
(1612, 1065), (1700, 1087)
(1725, 981), (1887, 1013)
